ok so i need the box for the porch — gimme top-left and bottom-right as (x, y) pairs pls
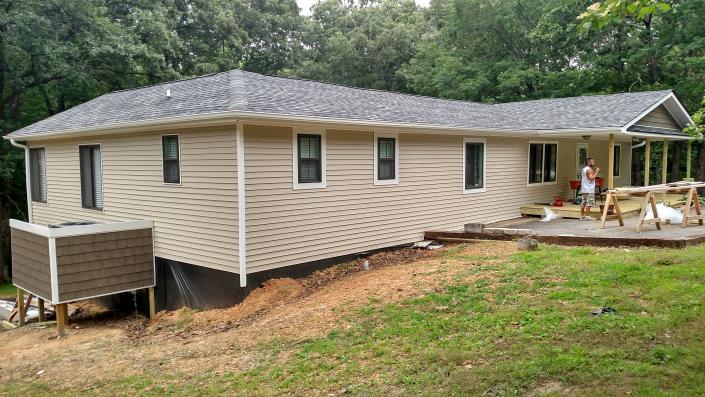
(9, 219), (156, 336)
(426, 215), (705, 249)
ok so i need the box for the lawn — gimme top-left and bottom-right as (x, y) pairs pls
(0, 282), (16, 299)
(4, 244), (705, 396)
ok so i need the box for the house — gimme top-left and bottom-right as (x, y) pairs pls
(5, 70), (694, 311)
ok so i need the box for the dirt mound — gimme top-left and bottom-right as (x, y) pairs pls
(192, 278), (304, 325)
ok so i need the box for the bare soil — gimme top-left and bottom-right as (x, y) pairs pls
(0, 241), (515, 392)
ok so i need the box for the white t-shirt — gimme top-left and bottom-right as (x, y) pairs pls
(581, 166), (595, 194)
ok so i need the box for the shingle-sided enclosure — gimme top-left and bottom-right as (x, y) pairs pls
(10, 219), (155, 304)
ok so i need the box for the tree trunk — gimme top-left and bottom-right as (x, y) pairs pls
(632, 144), (643, 186)
(697, 142), (705, 179)
(670, 141), (681, 182)
(0, 180), (11, 284)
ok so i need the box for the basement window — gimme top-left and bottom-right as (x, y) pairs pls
(293, 130), (326, 189)
(29, 148), (47, 203)
(528, 142), (557, 184)
(374, 132), (399, 185)
(79, 145), (103, 210)
(464, 138), (485, 193)
(162, 135), (181, 184)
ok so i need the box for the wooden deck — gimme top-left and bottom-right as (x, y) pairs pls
(520, 193), (685, 219)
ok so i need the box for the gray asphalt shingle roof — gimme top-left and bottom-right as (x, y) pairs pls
(5, 70), (681, 139)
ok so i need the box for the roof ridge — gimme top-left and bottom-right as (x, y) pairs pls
(237, 70), (493, 107)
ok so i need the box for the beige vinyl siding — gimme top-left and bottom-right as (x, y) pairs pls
(10, 228), (52, 301)
(582, 138), (633, 187)
(244, 126), (601, 273)
(55, 228), (154, 302)
(30, 126), (239, 273)
(632, 105), (681, 130)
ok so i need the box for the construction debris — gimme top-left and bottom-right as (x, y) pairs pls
(413, 240), (444, 250)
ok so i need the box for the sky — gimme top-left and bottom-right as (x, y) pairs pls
(297, 0), (431, 15)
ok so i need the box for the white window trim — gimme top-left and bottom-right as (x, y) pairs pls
(78, 143), (105, 212)
(292, 129), (326, 190)
(161, 133), (182, 186)
(373, 131), (399, 186)
(527, 141), (559, 186)
(463, 138), (486, 194)
(29, 146), (48, 203)
(613, 143), (622, 177)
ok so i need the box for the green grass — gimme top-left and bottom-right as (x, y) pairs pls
(5, 245), (705, 396)
(0, 282), (16, 299)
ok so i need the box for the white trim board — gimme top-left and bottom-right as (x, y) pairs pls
(9, 219), (154, 238)
(236, 122), (247, 287)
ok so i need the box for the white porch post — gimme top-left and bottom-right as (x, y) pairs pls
(644, 138), (651, 186)
(662, 139), (668, 184)
(607, 133), (615, 189)
(687, 141), (692, 179)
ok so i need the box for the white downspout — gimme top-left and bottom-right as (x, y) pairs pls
(9, 138), (32, 223)
(631, 140), (647, 150)
(235, 121), (247, 287)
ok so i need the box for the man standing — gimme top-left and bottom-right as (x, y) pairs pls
(580, 157), (600, 221)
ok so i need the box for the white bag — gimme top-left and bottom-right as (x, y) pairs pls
(644, 203), (682, 224)
(540, 207), (562, 222)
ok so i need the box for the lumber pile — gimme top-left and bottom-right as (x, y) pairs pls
(600, 181), (705, 232)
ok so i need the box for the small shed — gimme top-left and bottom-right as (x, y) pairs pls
(10, 219), (155, 335)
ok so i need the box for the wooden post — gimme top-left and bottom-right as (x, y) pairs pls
(644, 138), (651, 186)
(38, 298), (46, 322)
(148, 287), (156, 321)
(608, 133), (615, 189)
(686, 141), (692, 179)
(662, 140), (668, 184)
(682, 188), (693, 228)
(600, 192), (613, 229)
(17, 288), (25, 326)
(56, 303), (68, 337)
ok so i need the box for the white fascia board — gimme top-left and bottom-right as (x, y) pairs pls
(5, 109), (624, 142)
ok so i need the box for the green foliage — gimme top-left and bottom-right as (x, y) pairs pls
(684, 92), (705, 141)
(578, 0), (672, 31)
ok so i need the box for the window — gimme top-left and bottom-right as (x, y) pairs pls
(613, 144), (621, 177)
(162, 135), (180, 184)
(576, 144), (588, 177)
(79, 145), (103, 210)
(528, 142), (558, 184)
(293, 131), (326, 189)
(29, 148), (47, 203)
(464, 139), (485, 193)
(374, 132), (399, 185)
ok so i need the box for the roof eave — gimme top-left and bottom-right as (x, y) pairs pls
(4, 110), (623, 142)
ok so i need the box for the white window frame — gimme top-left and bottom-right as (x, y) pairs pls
(463, 138), (486, 194)
(78, 143), (105, 212)
(373, 131), (399, 186)
(613, 143), (621, 177)
(29, 146), (48, 203)
(161, 133), (182, 186)
(527, 141), (559, 186)
(292, 129), (327, 190)
(576, 143), (589, 177)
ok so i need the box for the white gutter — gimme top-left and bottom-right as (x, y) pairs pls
(623, 130), (691, 141)
(235, 121), (247, 287)
(3, 109), (625, 142)
(9, 139), (32, 223)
